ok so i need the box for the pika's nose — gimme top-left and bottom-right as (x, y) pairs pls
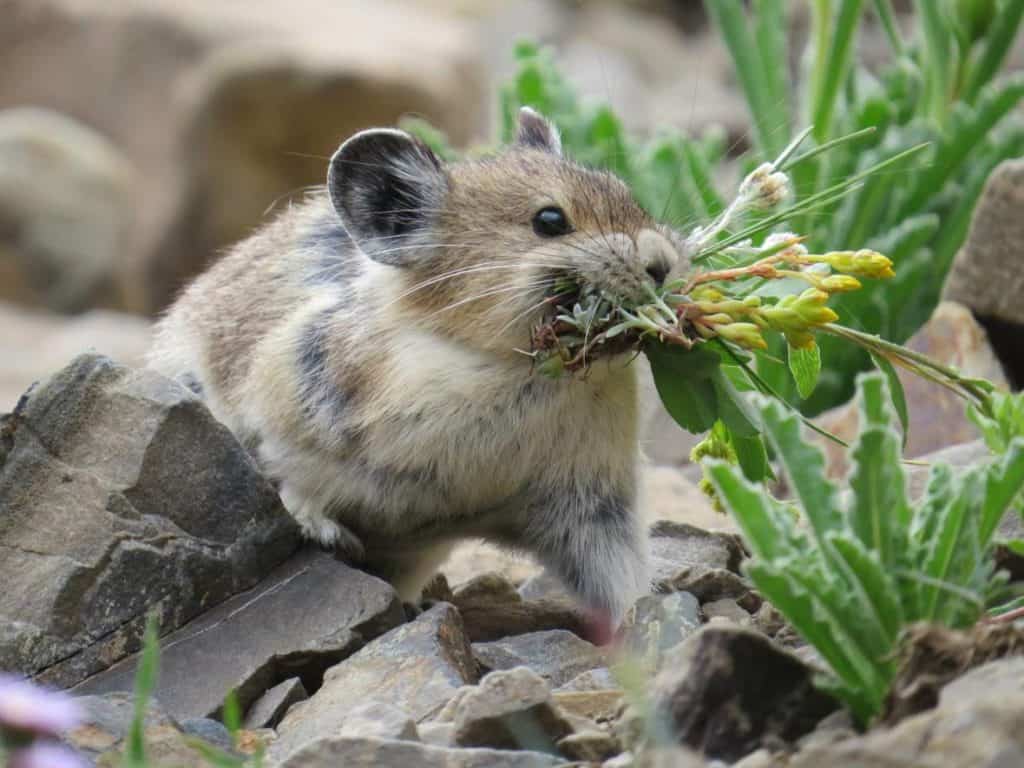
(637, 229), (677, 287)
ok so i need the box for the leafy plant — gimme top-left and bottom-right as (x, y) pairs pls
(707, 371), (1024, 724)
(707, 0), (1024, 413)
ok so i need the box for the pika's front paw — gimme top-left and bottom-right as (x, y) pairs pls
(298, 513), (366, 564)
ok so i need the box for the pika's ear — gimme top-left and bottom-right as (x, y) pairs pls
(328, 128), (447, 265)
(515, 107), (562, 155)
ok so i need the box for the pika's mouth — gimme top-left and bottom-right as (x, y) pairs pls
(530, 276), (640, 373)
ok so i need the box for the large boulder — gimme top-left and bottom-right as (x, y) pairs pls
(0, 0), (487, 314)
(0, 354), (299, 687)
(944, 158), (1024, 385)
(0, 108), (136, 313)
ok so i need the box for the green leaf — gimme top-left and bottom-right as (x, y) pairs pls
(645, 342), (723, 434)
(733, 433), (774, 484)
(789, 343), (822, 399)
(980, 439), (1024, 544)
(758, 397), (843, 540)
(962, 0), (1024, 103)
(867, 352), (909, 444)
(810, 0), (865, 144)
(707, 460), (792, 561)
(829, 531), (905, 646)
(712, 370), (761, 438)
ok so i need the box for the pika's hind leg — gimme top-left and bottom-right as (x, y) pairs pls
(278, 482), (366, 564)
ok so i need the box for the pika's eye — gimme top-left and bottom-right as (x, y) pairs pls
(532, 206), (572, 237)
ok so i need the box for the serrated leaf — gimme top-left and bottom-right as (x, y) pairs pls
(980, 438), (1024, 543)
(829, 531), (905, 646)
(706, 460), (791, 560)
(758, 398), (843, 541)
(868, 352), (909, 445)
(789, 343), (822, 399)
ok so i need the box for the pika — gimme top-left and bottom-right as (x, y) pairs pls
(148, 108), (689, 635)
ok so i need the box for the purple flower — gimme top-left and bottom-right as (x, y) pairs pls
(7, 742), (88, 768)
(0, 676), (82, 737)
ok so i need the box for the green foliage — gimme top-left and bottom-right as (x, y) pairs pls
(707, 0), (1024, 413)
(708, 372), (1024, 724)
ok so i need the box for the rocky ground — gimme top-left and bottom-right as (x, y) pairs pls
(4, 1), (1024, 766)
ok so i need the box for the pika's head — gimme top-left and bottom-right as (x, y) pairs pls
(328, 108), (689, 356)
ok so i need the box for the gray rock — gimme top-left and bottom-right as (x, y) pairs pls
(338, 701), (420, 742)
(278, 736), (568, 768)
(272, 603), (478, 760)
(180, 718), (234, 752)
(0, 108), (135, 313)
(789, 658), (1024, 767)
(518, 573), (569, 603)
(474, 630), (606, 689)
(619, 592), (702, 666)
(243, 677), (308, 730)
(73, 548), (401, 721)
(453, 667), (571, 754)
(65, 692), (221, 767)
(702, 599), (751, 626)
(555, 668), (618, 693)
(653, 626), (836, 762)
(557, 729), (621, 763)
(648, 522), (746, 581)
(945, 159), (1024, 327)
(1, 354), (299, 687)
(66, 693), (177, 759)
(451, 571), (587, 643)
(420, 722), (457, 748)
(656, 567), (759, 610)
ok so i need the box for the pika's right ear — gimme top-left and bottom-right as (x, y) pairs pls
(328, 128), (447, 265)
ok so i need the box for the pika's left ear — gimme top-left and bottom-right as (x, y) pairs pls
(515, 107), (562, 156)
(328, 128), (447, 266)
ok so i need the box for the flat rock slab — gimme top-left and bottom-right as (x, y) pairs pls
(473, 630), (606, 690)
(279, 736), (568, 768)
(74, 547), (403, 721)
(0, 354), (299, 687)
(272, 603), (478, 761)
(655, 626), (837, 762)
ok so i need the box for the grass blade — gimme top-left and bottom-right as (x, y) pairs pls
(962, 0), (1024, 103)
(810, 0), (865, 144)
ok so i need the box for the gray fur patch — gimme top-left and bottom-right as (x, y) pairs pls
(297, 305), (348, 427)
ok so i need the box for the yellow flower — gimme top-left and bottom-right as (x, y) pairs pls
(820, 275), (862, 293)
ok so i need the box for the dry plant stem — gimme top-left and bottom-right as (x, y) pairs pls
(984, 605), (1024, 624)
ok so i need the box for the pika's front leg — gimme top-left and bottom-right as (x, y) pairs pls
(521, 485), (650, 642)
